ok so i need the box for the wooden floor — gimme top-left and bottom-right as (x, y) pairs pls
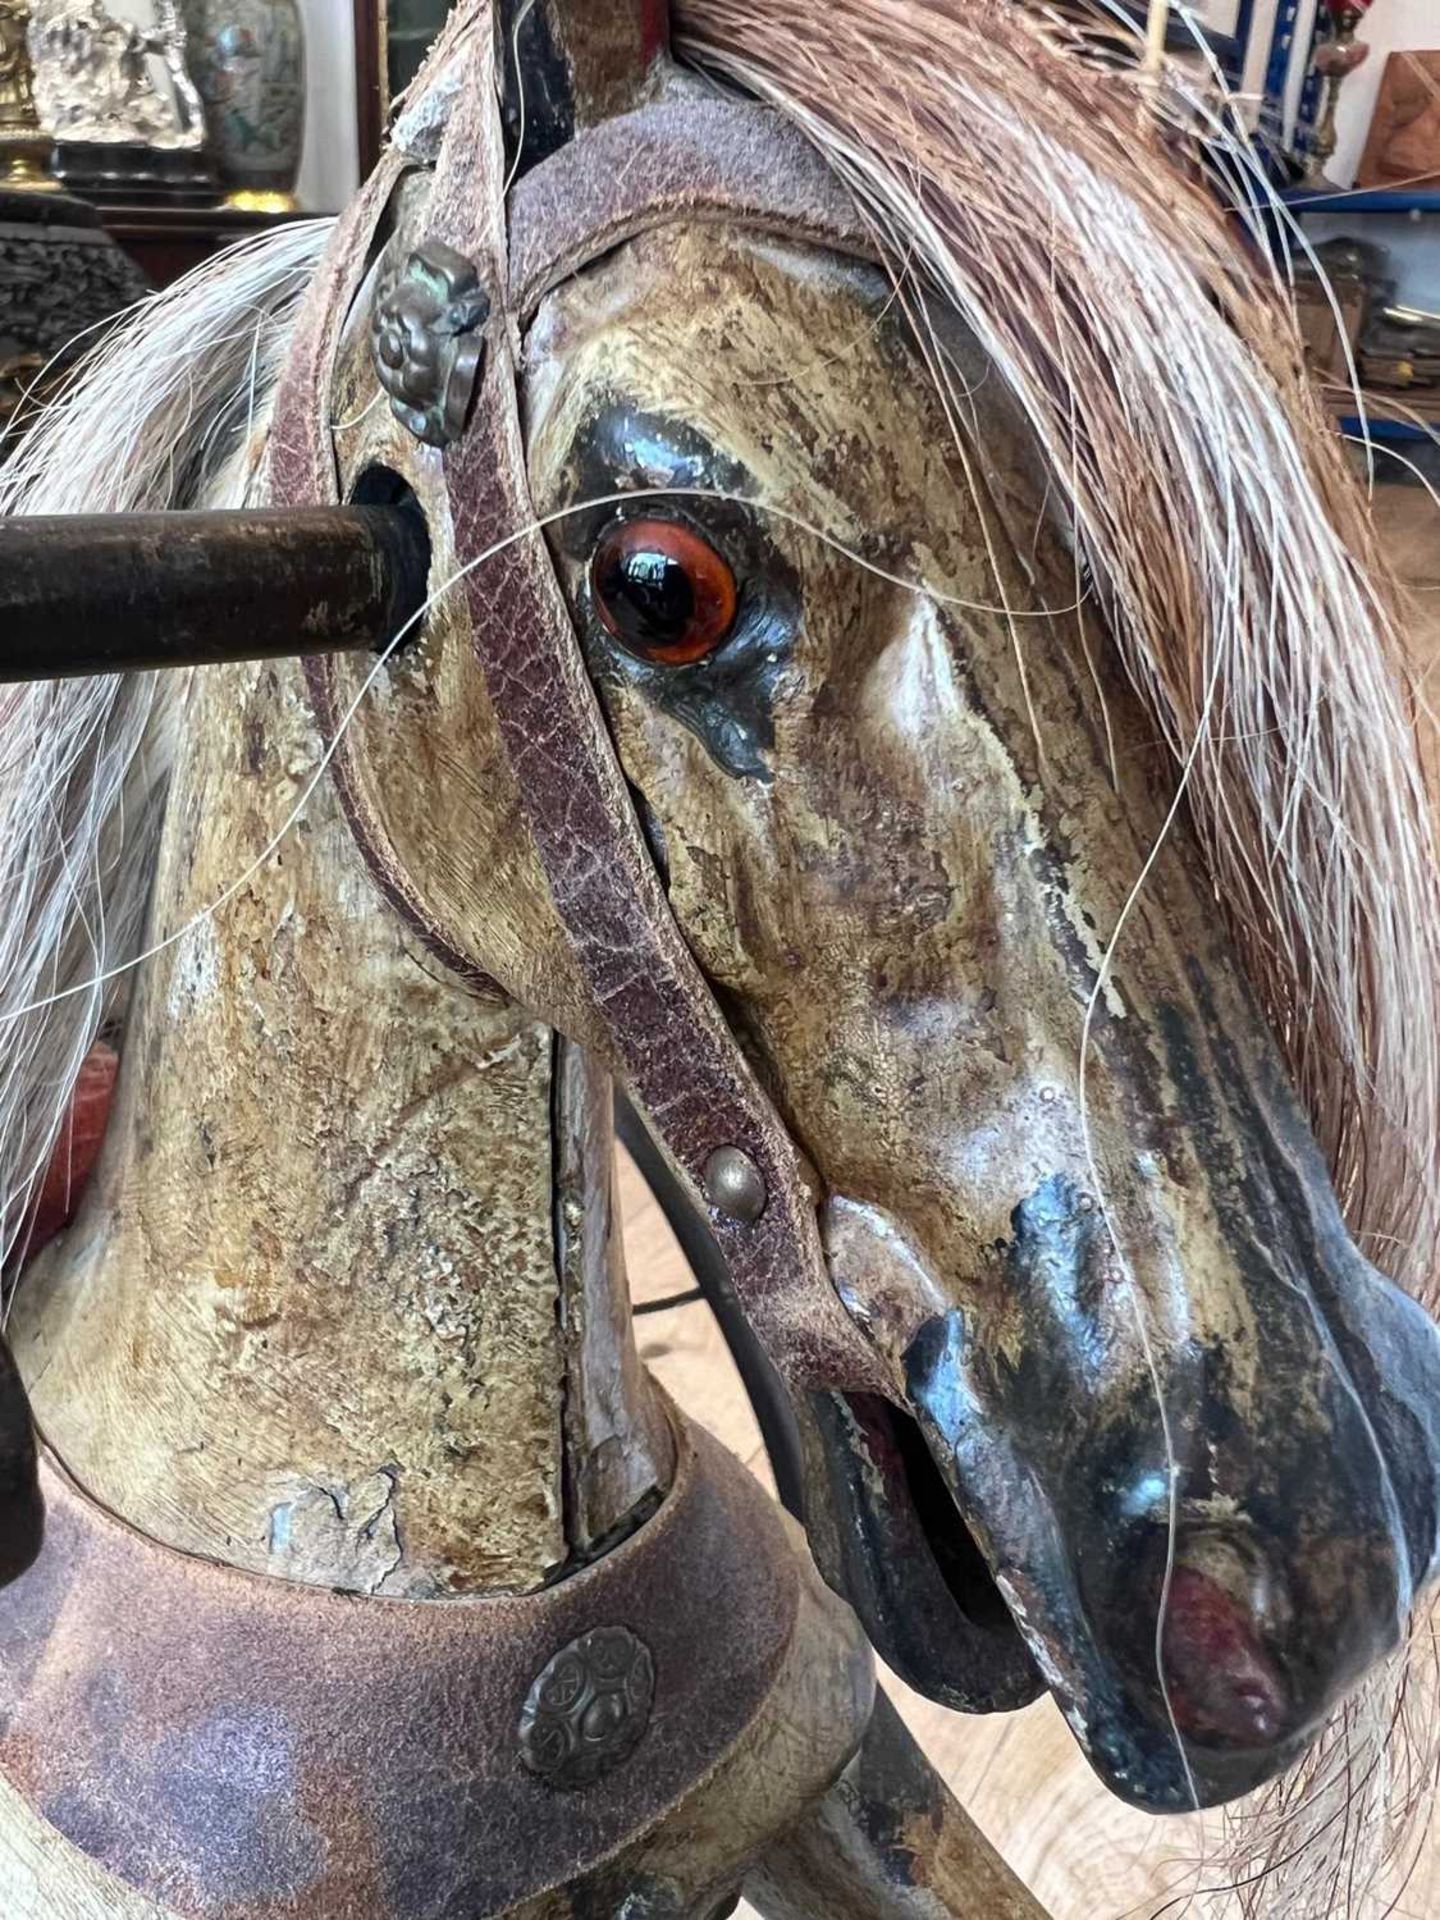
(619, 475), (1440, 1920)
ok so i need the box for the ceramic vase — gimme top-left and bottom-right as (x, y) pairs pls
(183, 0), (305, 211)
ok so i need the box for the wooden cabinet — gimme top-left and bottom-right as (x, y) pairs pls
(354, 0), (458, 179)
(100, 202), (306, 289)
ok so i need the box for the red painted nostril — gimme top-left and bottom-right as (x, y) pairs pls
(1161, 1564), (1291, 1750)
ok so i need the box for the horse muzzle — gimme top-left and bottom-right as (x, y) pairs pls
(900, 1259), (1440, 1811)
(807, 1167), (1440, 1814)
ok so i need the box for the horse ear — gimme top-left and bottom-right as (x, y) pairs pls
(497, 0), (672, 174)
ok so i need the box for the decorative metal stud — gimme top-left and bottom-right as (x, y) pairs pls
(372, 239), (490, 449)
(518, 1625), (655, 1790)
(703, 1145), (767, 1224)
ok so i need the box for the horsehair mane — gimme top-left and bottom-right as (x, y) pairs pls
(1, 0), (1436, 1911)
(0, 222), (331, 1277)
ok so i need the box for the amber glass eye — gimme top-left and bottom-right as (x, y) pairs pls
(589, 518), (738, 666)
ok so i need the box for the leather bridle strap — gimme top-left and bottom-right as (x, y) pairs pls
(506, 92), (875, 320)
(278, 27), (885, 1394)
(0, 1424), (806, 1917)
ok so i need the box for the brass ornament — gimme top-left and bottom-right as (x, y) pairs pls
(518, 1624), (655, 1789)
(372, 239), (490, 449)
(0, 1), (54, 188)
(1305, 5), (1370, 188)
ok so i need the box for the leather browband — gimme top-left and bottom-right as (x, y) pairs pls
(272, 29), (886, 1396)
(506, 93), (877, 318)
(0, 1422), (800, 1917)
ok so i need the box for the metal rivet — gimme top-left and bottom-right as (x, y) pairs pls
(703, 1145), (767, 1224)
(518, 1626), (654, 1790)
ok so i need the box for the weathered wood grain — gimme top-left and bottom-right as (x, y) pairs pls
(13, 652), (573, 1596)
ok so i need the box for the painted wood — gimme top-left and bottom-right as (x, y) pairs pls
(13, 652), (576, 1595)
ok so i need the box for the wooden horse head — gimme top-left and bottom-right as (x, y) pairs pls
(8, 0), (1440, 1835)
(250, 0), (1440, 1815)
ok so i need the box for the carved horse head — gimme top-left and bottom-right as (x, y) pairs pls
(254, 0), (1440, 1817)
(11, 0), (1440, 1833)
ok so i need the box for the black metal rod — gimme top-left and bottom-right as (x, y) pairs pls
(615, 1094), (807, 1521)
(0, 506), (431, 682)
(0, 1334), (40, 1593)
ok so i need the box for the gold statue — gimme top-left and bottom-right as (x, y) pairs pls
(0, 1), (38, 126)
(0, 0), (56, 187)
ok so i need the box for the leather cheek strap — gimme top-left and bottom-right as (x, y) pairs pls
(455, 68), (887, 1395)
(276, 29), (887, 1396)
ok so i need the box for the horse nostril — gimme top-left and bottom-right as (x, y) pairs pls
(1161, 1561), (1291, 1751)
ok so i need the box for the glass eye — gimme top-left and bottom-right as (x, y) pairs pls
(589, 518), (738, 666)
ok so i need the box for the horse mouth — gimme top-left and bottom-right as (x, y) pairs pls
(809, 1367), (1329, 1812)
(806, 1389), (1044, 1714)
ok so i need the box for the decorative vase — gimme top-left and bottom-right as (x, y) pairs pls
(182, 0), (304, 212)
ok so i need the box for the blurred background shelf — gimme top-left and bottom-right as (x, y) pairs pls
(98, 203), (315, 288)
(1333, 412), (1440, 442)
(1280, 188), (1440, 215)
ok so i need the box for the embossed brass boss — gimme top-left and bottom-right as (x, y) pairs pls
(372, 240), (490, 449)
(518, 1625), (655, 1789)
